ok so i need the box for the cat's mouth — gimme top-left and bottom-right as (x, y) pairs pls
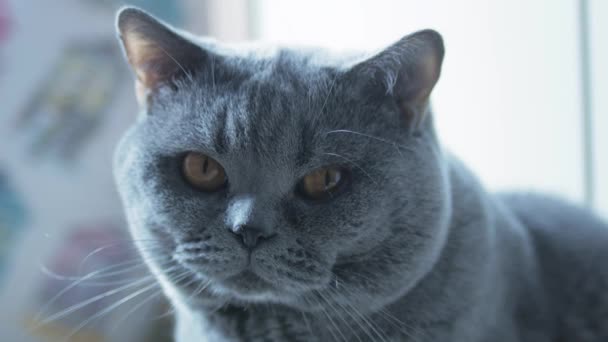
(206, 269), (286, 302)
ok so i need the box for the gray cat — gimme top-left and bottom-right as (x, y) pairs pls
(113, 7), (608, 342)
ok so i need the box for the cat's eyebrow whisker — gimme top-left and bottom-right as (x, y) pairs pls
(311, 72), (340, 128)
(322, 152), (378, 186)
(324, 129), (416, 157)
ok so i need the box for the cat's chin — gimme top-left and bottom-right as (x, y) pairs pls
(197, 271), (312, 306)
(220, 270), (276, 296)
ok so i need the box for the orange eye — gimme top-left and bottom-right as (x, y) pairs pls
(182, 152), (227, 191)
(298, 167), (347, 200)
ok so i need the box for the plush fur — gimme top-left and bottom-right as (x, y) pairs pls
(113, 7), (608, 342)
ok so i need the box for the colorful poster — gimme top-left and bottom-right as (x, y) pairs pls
(15, 40), (124, 163)
(0, 0), (13, 77)
(0, 0), (11, 43)
(0, 168), (27, 285)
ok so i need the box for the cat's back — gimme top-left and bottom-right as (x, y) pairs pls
(500, 193), (608, 341)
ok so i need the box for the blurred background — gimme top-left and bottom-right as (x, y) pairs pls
(0, 0), (606, 341)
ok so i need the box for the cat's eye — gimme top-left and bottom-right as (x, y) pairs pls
(297, 167), (348, 200)
(182, 152), (227, 191)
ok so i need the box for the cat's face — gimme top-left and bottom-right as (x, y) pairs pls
(114, 7), (449, 312)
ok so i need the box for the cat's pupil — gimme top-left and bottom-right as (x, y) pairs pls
(324, 171), (331, 189)
(202, 157), (209, 174)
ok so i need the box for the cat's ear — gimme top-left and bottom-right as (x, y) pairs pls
(350, 30), (444, 130)
(116, 7), (206, 106)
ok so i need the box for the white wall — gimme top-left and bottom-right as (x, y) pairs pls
(590, 0), (608, 218)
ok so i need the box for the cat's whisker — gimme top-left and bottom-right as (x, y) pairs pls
(35, 258), (169, 322)
(302, 295), (342, 342)
(324, 129), (416, 157)
(77, 239), (165, 273)
(114, 267), (194, 326)
(40, 258), (144, 282)
(35, 264), (180, 329)
(322, 286), (378, 342)
(326, 293), (369, 342)
(188, 279), (212, 301)
(39, 251), (173, 288)
(36, 275), (158, 327)
(65, 282), (160, 341)
(300, 311), (314, 337)
(329, 272), (426, 341)
(108, 287), (165, 334)
(323, 281), (392, 342)
(64, 269), (192, 341)
(322, 152), (378, 185)
(150, 274), (208, 320)
(313, 290), (350, 342)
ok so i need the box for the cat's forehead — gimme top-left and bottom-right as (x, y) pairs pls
(139, 47), (376, 174)
(194, 51), (346, 146)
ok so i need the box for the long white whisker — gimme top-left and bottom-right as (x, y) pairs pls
(65, 270), (191, 341)
(331, 272), (425, 341)
(76, 239), (164, 274)
(321, 289), (366, 342)
(35, 258), (166, 322)
(151, 276), (208, 320)
(37, 265), (180, 327)
(323, 286), (376, 342)
(108, 287), (165, 334)
(329, 287), (388, 342)
(314, 291), (349, 342)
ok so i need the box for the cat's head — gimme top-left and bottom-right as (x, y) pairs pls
(114, 7), (450, 312)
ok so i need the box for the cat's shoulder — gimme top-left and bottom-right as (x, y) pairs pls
(500, 192), (608, 341)
(500, 192), (605, 237)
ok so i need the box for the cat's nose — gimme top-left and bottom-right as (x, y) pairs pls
(231, 225), (275, 249)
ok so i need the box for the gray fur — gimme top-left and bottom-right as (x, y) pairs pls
(113, 7), (608, 342)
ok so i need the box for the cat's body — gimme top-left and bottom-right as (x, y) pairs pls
(169, 159), (608, 342)
(113, 7), (608, 342)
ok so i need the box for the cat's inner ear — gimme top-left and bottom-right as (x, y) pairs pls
(116, 7), (205, 106)
(352, 30), (444, 129)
